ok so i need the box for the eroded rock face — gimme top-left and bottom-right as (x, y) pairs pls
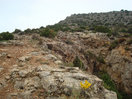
(105, 49), (132, 94)
(48, 32), (132, 95)
(4, 65), (117, 99)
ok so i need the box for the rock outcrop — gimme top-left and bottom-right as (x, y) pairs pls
(2, 64), (117, 99)
(105, 49), (132, 94)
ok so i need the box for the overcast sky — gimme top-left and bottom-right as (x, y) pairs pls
(0, 0), (132, 32)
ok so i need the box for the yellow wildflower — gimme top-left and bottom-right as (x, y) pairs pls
(80, 80), (91, 89)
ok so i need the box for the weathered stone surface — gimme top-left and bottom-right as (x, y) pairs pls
(0, 80), (6, 89)
(14, 81), (25, 89)
(24, 76), (41, 90)
(5, 64), (117, 99)
(37, 65), (117, 98)
(104, 89), (117, 99)
(105, 50), (132, 94)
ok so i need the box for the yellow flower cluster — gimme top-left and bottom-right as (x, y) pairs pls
(80, 80), (91, 89)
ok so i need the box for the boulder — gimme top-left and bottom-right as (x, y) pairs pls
(18, 56), (31, 62)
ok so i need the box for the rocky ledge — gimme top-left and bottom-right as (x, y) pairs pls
(1, 64), (117, 99)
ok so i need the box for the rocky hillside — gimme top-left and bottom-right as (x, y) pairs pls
(0, 31), (132, 99)
(59, 10), (132, 27)
(0, 10), (132, 99)
(0, 34), (118, 99)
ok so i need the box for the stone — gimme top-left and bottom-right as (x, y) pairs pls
(55, 60), (63, 65)
(18, 62), (25, 67)
(0, 66), (4, 72)
(44, 54), (57, 61)
(10, 68), (19, 72)
(18, 70), (28, 77)
(35, 65), (53, 72)
(18, 56), (31, 62)
(14, 81), (24, 90)
(28, 51), (40, 56)
(104, 89), (117, 99)
(13, 65), (18, 67)
(0, 52), (7, 57)
(7, 54), (11, 58)
(5, 76), (10, 80)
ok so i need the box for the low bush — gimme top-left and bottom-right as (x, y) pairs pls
(73, 56), (84, 69)
(24, 28), (32, 33)
(64, 62), (74, 67)
(96, 53), (105, 64)
(97, 71), (122, 99)
(13, 29), (22, 34)
(40, 28), (57, 38)
(0, 32), (14, 41)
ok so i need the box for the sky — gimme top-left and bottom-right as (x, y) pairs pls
(0, 0), (132, 33)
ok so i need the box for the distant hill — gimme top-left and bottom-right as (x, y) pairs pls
(59, 10), (132, 27)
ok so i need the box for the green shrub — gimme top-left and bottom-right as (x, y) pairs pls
(97, 71), (132, 99)
(97, 71), (122, 99)
(64, 62), (74, 67)
(97, 53), (105, 64)
(24, 28), (32, 33)
(46, 24), (71, 32)
(40, 28), (57, 38)
(0, 32), (14, 41)
(73, 56), (84, 69)
(13, 29), (22, 34)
